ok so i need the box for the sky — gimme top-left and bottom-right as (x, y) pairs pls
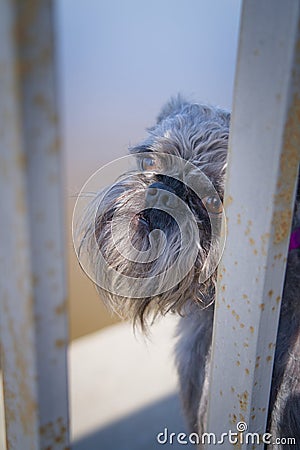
(55, 0), (242, 194)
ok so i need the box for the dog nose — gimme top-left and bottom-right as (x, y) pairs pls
(146, 182), (177, 208)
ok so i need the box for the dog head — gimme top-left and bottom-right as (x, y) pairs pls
(77, 96), (230, 327)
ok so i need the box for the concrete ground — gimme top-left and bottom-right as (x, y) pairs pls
(70, 315), (192, 449)
(1, 315), (192, 449)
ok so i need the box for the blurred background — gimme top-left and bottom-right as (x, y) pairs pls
(55, 0), (242, 340)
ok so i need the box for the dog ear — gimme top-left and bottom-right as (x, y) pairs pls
(156, 94), (190, 124)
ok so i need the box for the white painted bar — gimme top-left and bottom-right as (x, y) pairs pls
(205, 1), (300, 448)
(0, 1), (69, 448)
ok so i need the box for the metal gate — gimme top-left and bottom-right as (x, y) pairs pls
(0, 1), (299, 449)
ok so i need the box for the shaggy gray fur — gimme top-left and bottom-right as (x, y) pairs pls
(78, 97), (300, 448)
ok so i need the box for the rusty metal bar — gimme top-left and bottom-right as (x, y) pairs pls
(0, 1), (69, 449)
(205, 0), (300, 448)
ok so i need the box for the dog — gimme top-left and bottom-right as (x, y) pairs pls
(77, 96), (300, 448)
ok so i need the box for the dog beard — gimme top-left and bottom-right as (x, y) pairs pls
(77, 97), (229, 328)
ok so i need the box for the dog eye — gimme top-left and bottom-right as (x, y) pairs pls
(202, 195), (223, 215)
(141, 156), (159, 171)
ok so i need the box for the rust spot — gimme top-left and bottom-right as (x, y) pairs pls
(15, 152), (28, 171)
(242, 294), (248, 299)
(4, 299), (40, 435)
(220, 390), (223, 396)
(276, 296), (281, 304)
(55, 339), (65, 348)
(227, 304), (231, 309)
(273, 209), (293, 244)
(50, 135), (61, 154)
(32, 274), (39, 287)
(274, 87), (300, 225)
(16, 188), (27, 214)
(39, 417), (68, 446)
(260, 233), (270, 255)
(268, 290), (273, 297)
(236, 360), (240, 366)
(266, 355), (272, 362)
(226, 195), (233, 206)
(231, 310), (240, 321)
(259, 303), (265, 311)
(251, 414), (256, 420)
(221, 285), (226, 292)
(237, 214), (241, 225)
(249, 326), (254, 333)
(245, 368), (249, 375)
(243, 342), (249, 348)
(231, 386), (235, 393)
(237, 391), (249, 412)
(240, 323), (245, 328)
(55, 299), (68, 316)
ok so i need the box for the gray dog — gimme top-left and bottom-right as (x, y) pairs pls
(78, 97), (300, 448)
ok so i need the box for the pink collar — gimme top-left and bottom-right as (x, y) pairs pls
(289, 227), (300, 251)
